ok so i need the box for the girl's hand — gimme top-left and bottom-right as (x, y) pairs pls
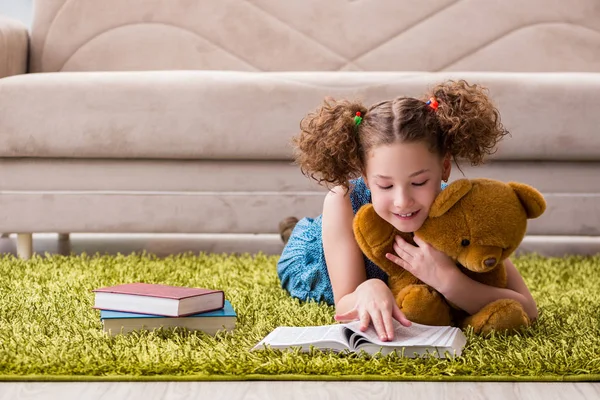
(385, 235), (458, 292)
(334, 279), (411, 341)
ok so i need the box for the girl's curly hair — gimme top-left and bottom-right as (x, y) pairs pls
(293, 80), (509, 191)
(427, 80), (509, 166)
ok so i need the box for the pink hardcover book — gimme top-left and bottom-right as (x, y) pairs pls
(93, 283), (225, 317)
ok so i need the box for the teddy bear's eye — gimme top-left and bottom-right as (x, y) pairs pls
(461, 239), (470, 247)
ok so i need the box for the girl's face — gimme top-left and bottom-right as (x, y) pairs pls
(364, 141), (451, 233)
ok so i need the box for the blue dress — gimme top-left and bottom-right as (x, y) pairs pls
(277, 177), (386, 305)
(277, 179), (449, 305)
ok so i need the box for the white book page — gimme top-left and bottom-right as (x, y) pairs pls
(95, 292), (176, 315)
(439, 328), (456, 347)
(397, 325), (453, 347)
(440, 328), (467, 352)
(252, 325), (348, 350)
(430, 329), (466, 358)
(343, 320), (452, 347)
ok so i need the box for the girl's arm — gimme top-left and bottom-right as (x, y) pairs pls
(322, 187), (411, 340)
(321, 186), (367, 310)
(439, 258), (538, 321)
(387, 236), (538, 321)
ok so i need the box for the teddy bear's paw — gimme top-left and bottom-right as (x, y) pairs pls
(396, 284), (452, 326)
(463, 299), (530, 335)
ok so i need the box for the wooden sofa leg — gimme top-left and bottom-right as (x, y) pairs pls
(17, 233), (33, 259)
(58, 233), (70, 241)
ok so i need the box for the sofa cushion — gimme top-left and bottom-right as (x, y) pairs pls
(0, 16), (28, 78)
(28, 0), (600, 73)
(2, 159), (599, 194)
(1, 71), (599, 161)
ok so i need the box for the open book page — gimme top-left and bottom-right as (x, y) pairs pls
(251, 324), (350, 352)
(342, 320), (453, 347)
(438, 328), (468, 356)
(251, 320), (467, 357)
(342, 320), (465, 357)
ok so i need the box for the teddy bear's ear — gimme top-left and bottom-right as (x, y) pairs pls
(429, 179), (473, 218)
(508, 182), (546, 219)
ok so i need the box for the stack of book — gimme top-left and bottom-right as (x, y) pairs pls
(92, 283), (236, 336)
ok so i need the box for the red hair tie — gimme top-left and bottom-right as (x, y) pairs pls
(426, 97), (439, 111)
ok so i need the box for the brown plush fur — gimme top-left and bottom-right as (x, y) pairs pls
(353, 178), (546, 335)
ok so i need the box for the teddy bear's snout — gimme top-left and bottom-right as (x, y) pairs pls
(484, 258), (497, 268)
(462, 246), (503, 272)
(477, 251), (502, 272)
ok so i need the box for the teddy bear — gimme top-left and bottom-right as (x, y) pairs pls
(353, 178), (546, 335)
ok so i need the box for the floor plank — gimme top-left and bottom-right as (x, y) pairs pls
(1, 233), (599, 259)
(0, 233), (285, 258)
(1, 381), (599, 400)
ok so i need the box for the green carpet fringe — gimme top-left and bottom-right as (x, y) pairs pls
(2, 374), (600, 382)
(0, 252), (599, 382)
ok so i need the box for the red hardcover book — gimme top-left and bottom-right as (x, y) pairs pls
(93, 283), (225, 317)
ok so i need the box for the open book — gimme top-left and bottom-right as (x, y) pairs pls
(252, 320), (466, 358)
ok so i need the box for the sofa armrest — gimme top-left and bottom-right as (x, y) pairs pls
(0, 16), (29, 78)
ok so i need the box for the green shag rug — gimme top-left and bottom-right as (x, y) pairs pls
(1, 252), (599, 382)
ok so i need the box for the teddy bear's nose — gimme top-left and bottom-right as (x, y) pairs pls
(484, 258), (497, 268)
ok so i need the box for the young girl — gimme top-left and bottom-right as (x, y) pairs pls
(277, 80), (539, 342)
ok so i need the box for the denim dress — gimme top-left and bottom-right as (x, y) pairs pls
(276, 177), (387, 305)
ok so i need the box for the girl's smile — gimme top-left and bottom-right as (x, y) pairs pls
(394, 209), (420, 220)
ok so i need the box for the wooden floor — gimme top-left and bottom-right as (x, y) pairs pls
(1, 381), (599, 400)
(0, 233), (286, 258)
(1, 234), (599, 399)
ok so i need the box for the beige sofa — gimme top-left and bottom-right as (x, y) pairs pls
(1, 0), (599, 259)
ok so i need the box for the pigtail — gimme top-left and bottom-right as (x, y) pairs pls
(293, 98), (368, 190)
(428, 80), (509, 166)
